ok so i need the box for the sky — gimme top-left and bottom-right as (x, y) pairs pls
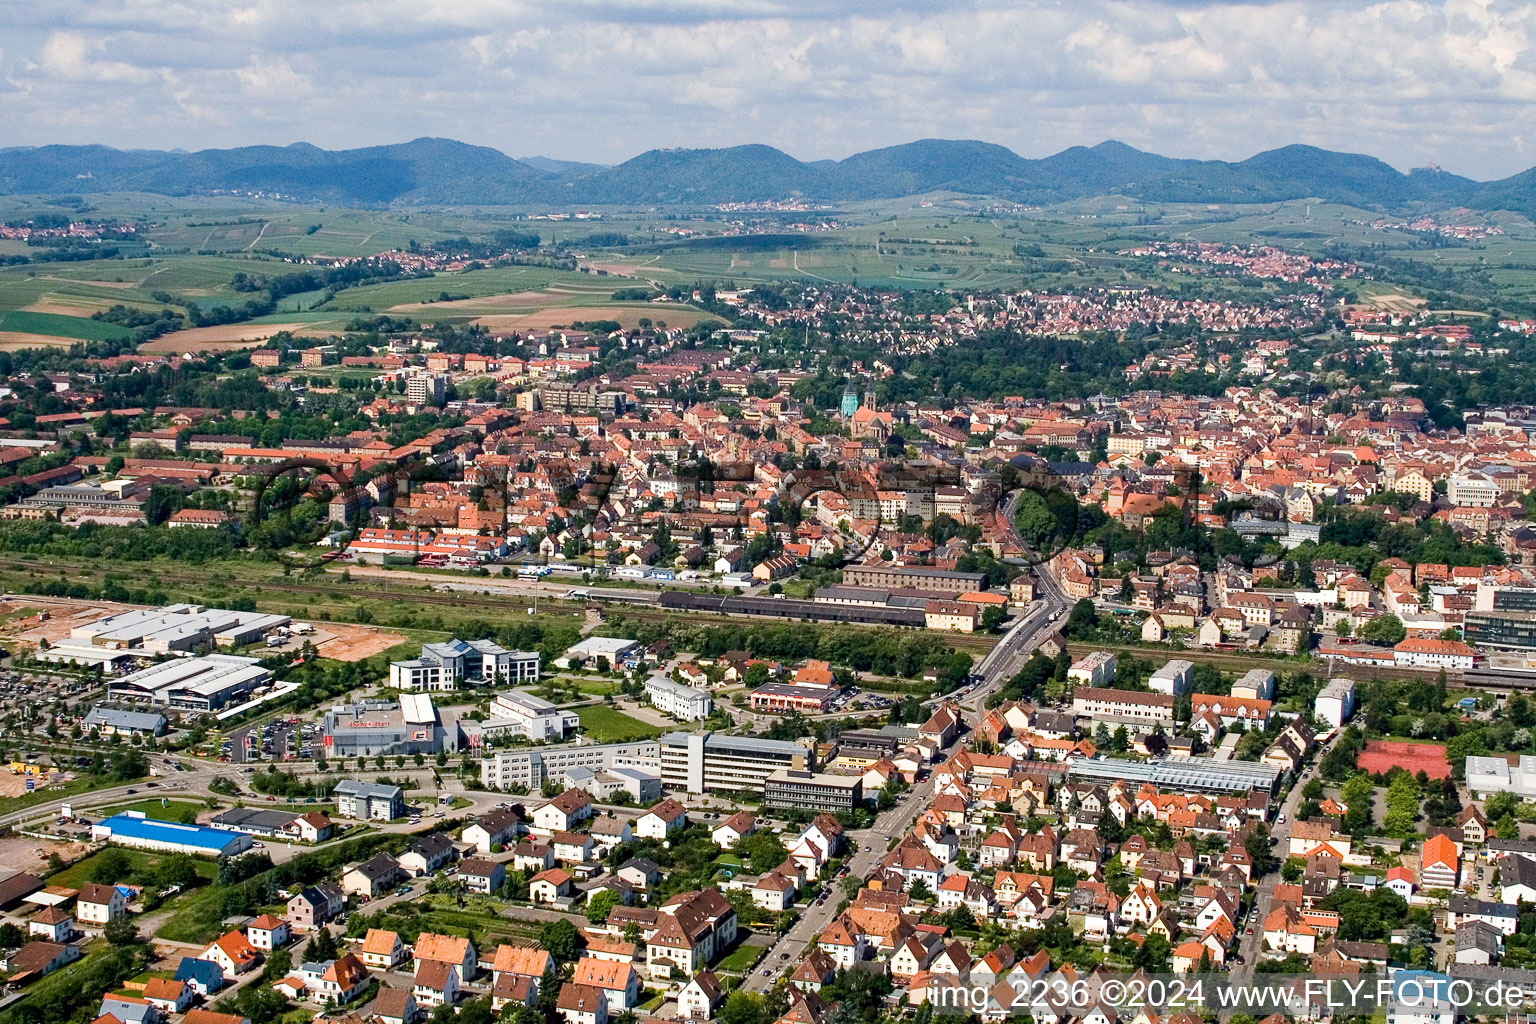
(5, 0), (1536, 181)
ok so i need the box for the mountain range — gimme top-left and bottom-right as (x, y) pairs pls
(0, 136), (1525, 216)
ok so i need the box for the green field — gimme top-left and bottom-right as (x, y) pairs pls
(96, 798), (207, 822)
(576, 705), (663, 743)
(51, 846), (219, 889)
(0, 309), (129, 340)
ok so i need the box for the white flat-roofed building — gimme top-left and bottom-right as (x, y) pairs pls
(1148, 660), (1194, 696)
(106, 654), (270, 712)
(644, 677), (713, 722)
(1067, 651), (1117, 687)
(1315, 678), (1356, 729)
(389, 638), (540, 691)
(1448, 473), (1501, 508)
(480, 742), (661, 791)
(1232, 669), (1277, 701)
(1467, 755), (1536, 799)
(659, 731), (812, 796)
(560, 637), (643, 668)
(485, 690), (580, 741)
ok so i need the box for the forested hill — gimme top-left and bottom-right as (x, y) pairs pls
(0, 136), (1528, 215)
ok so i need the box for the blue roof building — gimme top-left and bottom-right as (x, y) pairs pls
(89, 812), (252, 857)
(174, 956), (226, 995)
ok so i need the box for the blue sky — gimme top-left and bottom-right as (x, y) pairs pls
(5, 0), (1536, 180)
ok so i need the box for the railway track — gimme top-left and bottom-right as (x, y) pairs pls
(3, 558), (1000, 648)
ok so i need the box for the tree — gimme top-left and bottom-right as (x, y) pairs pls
(90, 848), (132, 885)
(586, 889), (619, 925)
(736, 832), (789, 875)
(1359, 614), (1407, 645)
(307, 926), (339, 962)
(104, 915), (139, 945)
(541, 919), (580, 963)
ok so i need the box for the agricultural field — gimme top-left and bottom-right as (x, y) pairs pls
(1, 189), (1533, 350)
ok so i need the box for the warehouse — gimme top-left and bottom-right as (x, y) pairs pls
(105, 655), (270, 712)
(90, 812), (253, 857)
(559, 637), (643, 668)
(70, 604), (290, 653)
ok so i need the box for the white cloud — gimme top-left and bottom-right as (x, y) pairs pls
(234, 56), (311, 98)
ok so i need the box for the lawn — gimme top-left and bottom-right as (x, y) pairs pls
(0, 309), (130, 340)
(714, 944), (762, 974)
(97, 798), (207, 823)
(576, 706), (663, 743)
(52, 847), (219, 889)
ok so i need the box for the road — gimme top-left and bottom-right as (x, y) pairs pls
(740, 567), (1071, 991)
(1231, 735), (1335, 978)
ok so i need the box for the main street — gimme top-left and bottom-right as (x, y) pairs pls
(740, 568), (1071, 991)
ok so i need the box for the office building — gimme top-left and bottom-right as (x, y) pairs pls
(764, 769), (863, 812)
(658, 731), (813, 796)
(1466, 610), (1536, 651)
(644, 677), (713, 721)
(481, 690), (580, 742)
(333, 781), (406, 820)
(480, 741), (661, 791)
(389, 638), (540, 691)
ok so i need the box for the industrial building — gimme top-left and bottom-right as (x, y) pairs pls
(333, 781), (406, 820)
(1466, 755), (1536, 799)
(105, 655), (271, 712)
(659, 731), (814, 796)
(643, 677), (714, 721)
(90, 812), (252, 857)
(1067, 755), (1282, 800)
(559, 637), (643, 668)
(322, 694), (445, 757)
(387, 638), (540, 691)
(763, 769), (863, 812)
(479, 741), (660, 791)
(67, 604), (290, 653)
